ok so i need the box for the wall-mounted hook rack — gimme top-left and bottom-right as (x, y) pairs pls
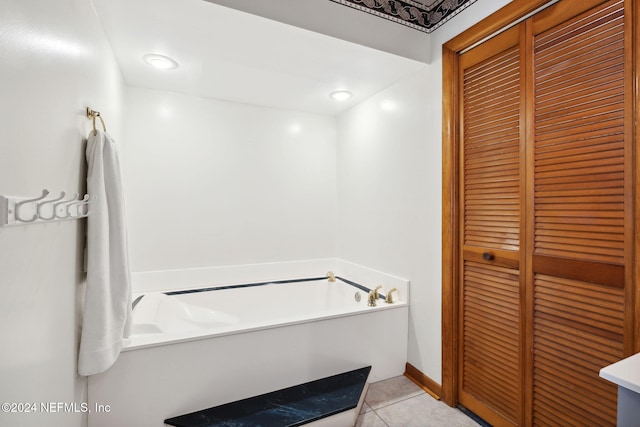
(14, 189), (49, 223)
(0, 189), (94, 227)
(37, 191), (66, 220)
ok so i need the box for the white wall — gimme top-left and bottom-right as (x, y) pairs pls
(0, 1), (125, 427)
(336, 67), (442, 380)
(123, 87), (337, 274)
(336, 0), (513, 384)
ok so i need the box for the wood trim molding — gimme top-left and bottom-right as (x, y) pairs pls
(532, 256), (625, 289)
(522, 18), (535, 426)
(443, 0), (550, 53)
(404, 363), (442, 400)
(441, 41), (458, 407)
(633, 0), (640, 356)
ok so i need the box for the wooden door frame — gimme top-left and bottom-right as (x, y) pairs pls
(441, 0), (640, 409)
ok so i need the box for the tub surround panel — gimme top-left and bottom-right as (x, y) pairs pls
(164, 366), (371, 427)
(88, 305), (407, 427)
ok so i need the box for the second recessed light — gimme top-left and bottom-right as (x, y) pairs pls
(330, 90), (353, 101)
(143, 54), (179, 70)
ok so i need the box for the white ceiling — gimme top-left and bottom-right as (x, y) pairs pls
(202, 0), (431, 62)
(92, 0), (427, 116)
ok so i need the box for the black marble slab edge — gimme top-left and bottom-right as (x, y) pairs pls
(163, 276), (378, 297)
(164, 366), (372, 427)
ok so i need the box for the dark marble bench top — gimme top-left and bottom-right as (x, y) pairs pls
(164, 366), (371, 427)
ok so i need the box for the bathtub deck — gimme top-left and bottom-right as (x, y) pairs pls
(164, 366), (371, 427)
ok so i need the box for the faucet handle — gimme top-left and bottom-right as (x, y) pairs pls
(367, 291), (377, 307)
(373, 285), (382, 299)
(385, 288), (397, 304)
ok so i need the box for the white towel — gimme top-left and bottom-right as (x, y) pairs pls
(78, 129), (132, 376)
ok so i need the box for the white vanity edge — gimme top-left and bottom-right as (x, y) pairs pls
(599, 352), (640, 394)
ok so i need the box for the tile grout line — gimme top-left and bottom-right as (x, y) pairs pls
(373, 409), (392, 427)
(368, 392), (426, 426)
(358, 403), (390, 426)
(368, 391), (426, 411)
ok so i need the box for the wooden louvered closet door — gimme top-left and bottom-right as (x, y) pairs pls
(527, 1), (628, 425)
(458, 25), (524, 427)
(457, 1), (631, 426)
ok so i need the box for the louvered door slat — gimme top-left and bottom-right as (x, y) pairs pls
(537, 126), (624, 150)
(534, 1), (624, 57)
(532, 274), (624, 426)
(537, 107), (624, 135)
(537, 67), (623, 98)
(534, 353), (618, 402)
(536, 77), (623, 114)
(536, 36), (623, 81)
(535, 367), (614, 418)
(535, 141), (623, 162)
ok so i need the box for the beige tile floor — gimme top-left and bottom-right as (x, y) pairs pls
(356, 376), (482, 427)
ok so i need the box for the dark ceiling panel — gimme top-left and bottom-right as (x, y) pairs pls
(329, 0), (478, 33)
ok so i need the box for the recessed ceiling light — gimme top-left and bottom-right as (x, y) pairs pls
(143, 54), (179, 70)
(329, 90), (353, 101)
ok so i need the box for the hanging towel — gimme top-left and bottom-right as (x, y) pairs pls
(78, 129), (132, 376)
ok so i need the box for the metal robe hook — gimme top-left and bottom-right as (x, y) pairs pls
(87, 107), (107, 136)
(67, 194), (91, 218)
(73, 195), (93, 218)
(54, 193), (79, 219)
(14, 189), (50, 223)
(37, 191), (66, 220)
(81, 195), (96, 217)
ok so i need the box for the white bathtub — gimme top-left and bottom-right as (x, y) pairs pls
(88, 276), (409, 427)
